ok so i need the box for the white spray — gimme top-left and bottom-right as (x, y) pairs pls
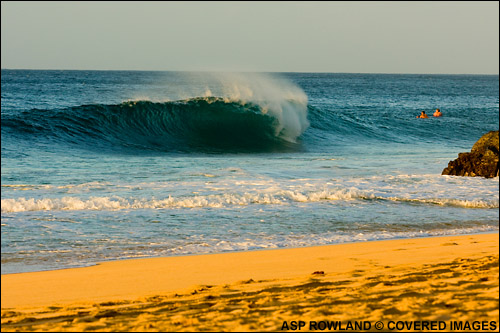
(131, 71), (310, 142)
(183, 72), (310, 142)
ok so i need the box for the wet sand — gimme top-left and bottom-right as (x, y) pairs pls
(1, 233), (498, 332)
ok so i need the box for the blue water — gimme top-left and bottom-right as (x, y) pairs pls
(1, 70), (499, 274)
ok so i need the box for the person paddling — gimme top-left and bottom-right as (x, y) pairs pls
(433, 108), (442, 117)
(417, 111), (428, 119)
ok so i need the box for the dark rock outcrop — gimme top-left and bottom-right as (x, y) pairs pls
(442, 131), (499, 178)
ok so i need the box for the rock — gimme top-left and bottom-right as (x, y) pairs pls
(442, 131), (499, 178)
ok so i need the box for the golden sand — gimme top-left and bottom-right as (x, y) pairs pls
(1, 233), (498, 332)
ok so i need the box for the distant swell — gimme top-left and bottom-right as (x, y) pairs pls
(1, 97), (309, 152)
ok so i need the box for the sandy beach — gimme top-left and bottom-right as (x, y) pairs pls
(1, 233), (498, 332)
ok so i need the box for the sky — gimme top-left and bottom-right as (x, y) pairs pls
(1, 1), (499, 74)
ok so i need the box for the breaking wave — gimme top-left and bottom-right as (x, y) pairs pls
(2, 189), (497, 213)
(2, 96), (309, 152)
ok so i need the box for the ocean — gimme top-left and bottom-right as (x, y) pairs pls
(1, 70), (498, 274)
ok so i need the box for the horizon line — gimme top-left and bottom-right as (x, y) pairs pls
(1, 68), (498, 76)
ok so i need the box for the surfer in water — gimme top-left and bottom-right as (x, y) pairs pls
(433, 108), (442, 117)
(417, 111), (429, 119)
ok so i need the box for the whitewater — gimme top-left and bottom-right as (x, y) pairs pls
(1, 70), (498, 274)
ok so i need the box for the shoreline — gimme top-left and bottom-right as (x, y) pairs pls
(2, 233), (498, 331)
(3, 230), (497, 277)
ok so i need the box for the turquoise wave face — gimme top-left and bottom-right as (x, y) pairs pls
(2, 97), (309, 153)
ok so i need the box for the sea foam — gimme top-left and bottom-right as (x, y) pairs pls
(2, 188), (498, 213)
